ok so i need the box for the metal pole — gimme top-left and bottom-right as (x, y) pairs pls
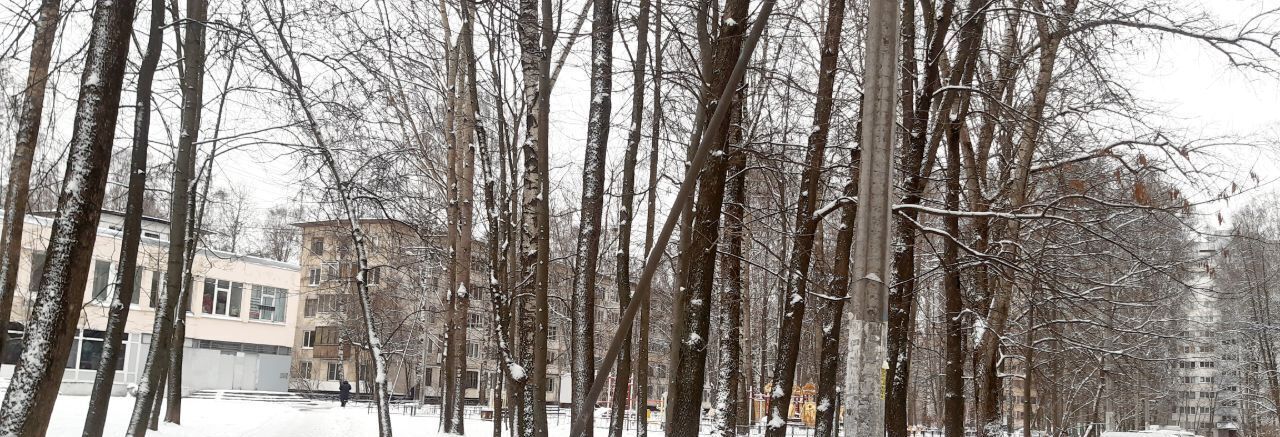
(842, 0), (900, 436)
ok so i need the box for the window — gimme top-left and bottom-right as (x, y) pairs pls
(311, 238), (325, 256)
(64, 329), (125, 371)
(546, 377), (555, 393)
(28, 251), (46, 291)
(367, 266), (381, 285)
(359, 363), (372, 382)
(2, 327), (23, 365)
(466, 342), (480, 359)
(318, 294), (344, 313)
(202, 279), (243, 317)
(299, 361), (313, 379)
(1200, 376), (1214, 384)
(308, 268), (320, 286)
(315, 326), (339, 345)
(424, 367), (433, 386)
(1201, 392), (1215, 399)
(324, 262), (339, 281)
(304, 298), (318, 317)
(302, 331), (315, 348)
(249, 285), (288, 322)
(468, 313), (483, 330)
(464, 371), (479, 389)
(149, 270), (165, 308)
(92, 260), (112, 302)
(547, 325), (558, 342)
(327, 362), (343, 380)
(129, 269), (142, 306)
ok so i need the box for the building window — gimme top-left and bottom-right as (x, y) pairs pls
(129, 269), (142, 306)
(308, 268), (320, 286)
(249, 285), (288, 323)
(2, 327), (24, 365)
(464, 371), (479, 389)
(202, 279), (243, 317)
(28, 251), (46, 291)
(299, 361), (313, 379)
(64, 329), (126, 371)
(92, 260), (112, 302)
(311, 238), (325, 255)
(359, 363), (372, 382)
(547, 325), (558, 342)
(327, 362), (343, 381)
(304, 298), (318, 317)
(424, 367), (433, 387)
(367, 266), (381, 285)
(466, 342), (480, 359)
(324, 262), (339, 281)
(149, 270), (165, 308)
(315, 326), (339, 345)
(468, 313), (483, 330)
(302, 331), (315, 348)
(546, 377), (555, 393)
(318, 294), (344, 313)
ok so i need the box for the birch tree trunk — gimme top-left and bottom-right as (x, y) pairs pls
(81, 1), (165, 434)
(0, 0), (136, 434)
(0, 0), (62, 357)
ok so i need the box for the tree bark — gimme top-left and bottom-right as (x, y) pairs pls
(0, 0), (136, 434)
(0, 0), (61, 358)
(712, 115), (747, 437)
(572, 0), (613, 429)
(635, 0), (662, 433)
(610, 0), (647, 431)
(80, 0), (164, 434)
(444, 0), (478, 431)
(763, 0), (845, 431)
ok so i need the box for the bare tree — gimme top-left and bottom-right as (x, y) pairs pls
(0, 0), (138, 434)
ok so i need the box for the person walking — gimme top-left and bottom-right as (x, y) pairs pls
(339, 380), (352, 407)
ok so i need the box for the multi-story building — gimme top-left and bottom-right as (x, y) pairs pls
(289, 218), (669, 409)
(1170, 237), (1240, 437)
(1, 211), (300, 395)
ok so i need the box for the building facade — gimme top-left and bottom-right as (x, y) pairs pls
(1, 211), (300, 395)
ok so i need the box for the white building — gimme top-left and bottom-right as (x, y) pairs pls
(1170, 237), (1240, 437)
(1, 211), (300, 395)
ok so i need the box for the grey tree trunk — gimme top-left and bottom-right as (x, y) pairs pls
(636, 1), (662, 432)
(81, 0), (166, 434)
(444, 0), (478, 431)
(0, 0), (62, 357)
(0, 0), (137, 434)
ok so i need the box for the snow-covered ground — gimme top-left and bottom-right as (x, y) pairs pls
(33, 395), (812, 437)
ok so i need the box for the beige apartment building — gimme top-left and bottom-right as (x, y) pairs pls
(1, 211), (300, 395)
(289, 218), (669, 409)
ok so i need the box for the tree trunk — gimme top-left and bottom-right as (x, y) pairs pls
(665, 1), (748, 434)
(635, 0), (662, 433)
(0, 0), (136, 434)
(516, 0), (553, 432)
(573, 0), (613, 429)
(444, 0), (478, 431)
(712, 120), (747, 437)
(80, 0), (164, 435)
(0, 0), (61, 357)
(610, 0), (647, 431)
(763, 0), (845, 431)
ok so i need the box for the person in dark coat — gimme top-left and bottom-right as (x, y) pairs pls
(339, 380), (352, 407)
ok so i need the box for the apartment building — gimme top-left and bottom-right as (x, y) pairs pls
(1, 211), (300, 395)
(289, 218), (669, 409)
(1169, 238), (1240, 437)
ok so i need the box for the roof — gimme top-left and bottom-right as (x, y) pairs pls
(291, 217), (418, 230)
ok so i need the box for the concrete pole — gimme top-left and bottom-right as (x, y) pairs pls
(842, 0), (900, 436)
